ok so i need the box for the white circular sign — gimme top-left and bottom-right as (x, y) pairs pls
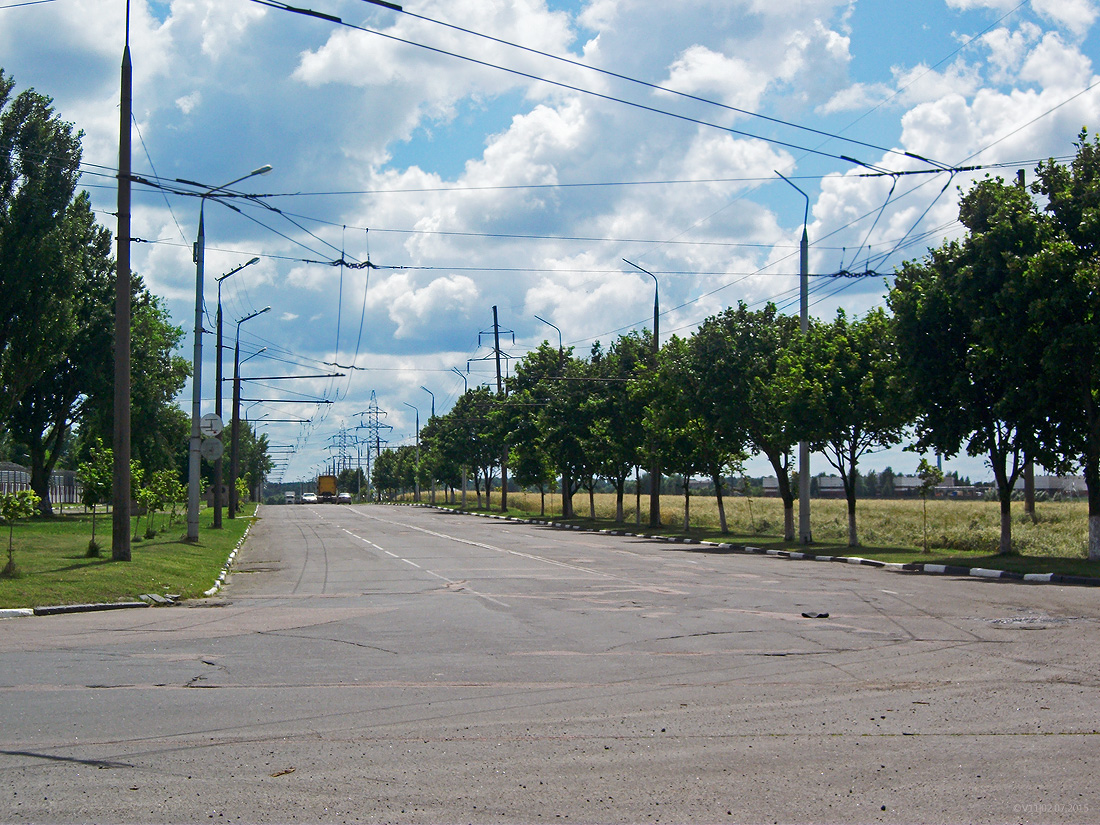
(200, 413), (224, 438)
(200, 437), (225, 461)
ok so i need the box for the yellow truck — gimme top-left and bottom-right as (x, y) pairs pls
(317, 474), (338, 503)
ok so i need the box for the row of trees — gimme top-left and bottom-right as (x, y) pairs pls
(378, 133), (1100, 560)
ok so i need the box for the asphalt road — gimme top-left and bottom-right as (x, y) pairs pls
(2, 502), (1098, 824)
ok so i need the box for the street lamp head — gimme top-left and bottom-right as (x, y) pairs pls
(251, 164), (274, 178)
(238, 306), (271, 326)
(217, 256), (261, 283)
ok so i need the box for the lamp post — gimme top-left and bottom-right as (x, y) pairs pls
(213, 257), (259, 528)
(535, 314), (564, 516)
(777, 171), (812, 545)
(451, 366), (468, 392)
(403, 401), (420, 502)
(187, 164), (272, 542)
(230, 309), (270, 519)
(420, 386), (435, 504)
(623, 259), (661, 527)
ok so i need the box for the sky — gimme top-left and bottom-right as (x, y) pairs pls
(3, 0), (1100, 484)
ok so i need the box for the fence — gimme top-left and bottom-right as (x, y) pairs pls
(0, 463), (83, 504)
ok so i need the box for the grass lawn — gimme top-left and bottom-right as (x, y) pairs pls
(0, 504), (255, 609)
(430, 491), (1100, 580)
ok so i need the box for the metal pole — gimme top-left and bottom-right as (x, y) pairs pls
(403, 401), (420, 502)
(492, 306), (508, 511)
(777, 171), (812, 545)
(186, 202), (205, 541)
(113, 2), (132, 560)
(229, 328), (241, 519)
(623, 260), (661, 528)
(214, 258), (258, 529)
(231, 309), (269, 518)
(185, 166), (271, 542)
(421, 386), (435, 503)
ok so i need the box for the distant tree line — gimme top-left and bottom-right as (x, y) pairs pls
(378, 133), (1100, 560)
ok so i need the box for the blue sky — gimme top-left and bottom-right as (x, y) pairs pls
(3, 0), (1100, 484)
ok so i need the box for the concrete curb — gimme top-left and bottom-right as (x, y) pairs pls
(203, 510), (257, 597)
(412, 502), (1100, 588)
(0, 511), (261, 619)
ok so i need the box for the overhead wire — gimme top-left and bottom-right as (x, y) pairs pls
(251, 0), (954, 174)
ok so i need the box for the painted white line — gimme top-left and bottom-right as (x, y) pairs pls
(342, 524), (508, 606)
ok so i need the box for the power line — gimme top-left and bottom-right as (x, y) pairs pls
(253, 0), (954, 175)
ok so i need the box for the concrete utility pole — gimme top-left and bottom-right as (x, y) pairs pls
(113, 0), (132, 562)
(623, 260), (661, 528)
(777, 173), (812, 545)
(230, 310), (269, 518)
(403, 401), (420, 502)
(186, 164), (272, 542)
(492, 307), (506, 510)
(421, 386), (435, 504)
(214, 257), (258, 528)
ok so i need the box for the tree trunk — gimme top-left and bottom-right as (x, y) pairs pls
(765, 451), (795, 541)
(712, 472), (727, 534)
(682, 478), (690, 532)
(847, 492), (858, 547)
(999, 493), (1013, 555)
(29, 445), (53, 517)
(615, 478), (625, 524)
(1085, 456), (1100, 561)
(561, 470), (574, 519)
(589, 483), (595, 519)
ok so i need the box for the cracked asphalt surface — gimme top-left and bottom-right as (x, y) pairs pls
(2, 503), (1098, 823)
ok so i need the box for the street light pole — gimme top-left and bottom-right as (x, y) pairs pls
(623, 259), (661, 528)
(214, 257), (259, 529)
(403, 401), (420, 502)
(420, 386), (435, 504)
(450, 366), (468, 392)
(187, 164), (272, 542)
(778, 171), (812, 545)
(230, 309), (270, 519)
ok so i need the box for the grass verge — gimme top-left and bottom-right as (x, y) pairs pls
(0, 504), (256, 609)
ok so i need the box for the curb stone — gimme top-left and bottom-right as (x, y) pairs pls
(204, 511), (258, 597)
(2, 512), (261, 619)
(415, 502), (1100, 588)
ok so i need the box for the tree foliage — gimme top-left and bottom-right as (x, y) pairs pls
(0, 70), (85, 423)
(780, 308), (910, 546)
(890, 176), (1048, 554)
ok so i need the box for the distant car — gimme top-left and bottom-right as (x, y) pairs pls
(302, 492), (318, 504)
(336, 492), (352, 504)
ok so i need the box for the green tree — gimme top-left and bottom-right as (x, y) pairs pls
(917, 458), (944, 554)
(693, 303), (801, 540)
(78, 437), (112, 554)
(507, 346), (588, 518)
(1031, 132), (1100, 560)
(780, 308), (911, 546)
(1, 488), (39, 576)
(80, 284), (190, 474)
(890, 176), (1047, 554)
(592, 332), (651, 525)
(0, 70), (85, 422)
(639, 336), (705, 531)
(6, 191), (114, 515)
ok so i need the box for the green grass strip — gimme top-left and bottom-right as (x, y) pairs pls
(0, 504), (255, 609)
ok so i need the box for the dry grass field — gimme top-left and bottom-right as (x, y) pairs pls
(474, 490), (1098, 575)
